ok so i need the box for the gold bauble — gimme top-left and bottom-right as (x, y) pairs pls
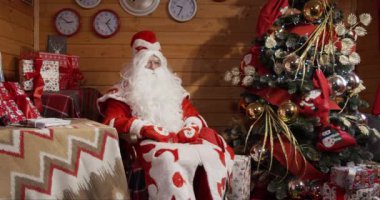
(288, 179), (308, 200)
(303, 0), (324, 22)
(277, 101), (299, 123)
(245, 102), (265, 120)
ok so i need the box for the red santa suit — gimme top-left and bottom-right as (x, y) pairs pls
(98, 31), (234, 200)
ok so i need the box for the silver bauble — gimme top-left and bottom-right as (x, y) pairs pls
(249, 144), (268, 162)
(328, 74), (347, 96)
(346, 72), (361, 90)
(357, 112), (368, 125)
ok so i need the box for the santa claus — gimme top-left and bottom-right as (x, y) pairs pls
(98, 30), (234, 200)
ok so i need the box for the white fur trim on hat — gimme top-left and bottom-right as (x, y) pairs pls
(132, 39), (161, 55)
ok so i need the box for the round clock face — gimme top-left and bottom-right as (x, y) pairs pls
(75, 0), (101, 9)
(54, 8), (81, 37)
(168, 0), (197, 22)
(119, 0), (160, 16)
(92, 9), (120, 38)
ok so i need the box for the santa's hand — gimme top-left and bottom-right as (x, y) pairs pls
(177, 125), (200, 143)
(140, 125), (176, 142)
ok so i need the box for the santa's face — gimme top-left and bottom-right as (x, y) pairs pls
(145, 55), (161, 70)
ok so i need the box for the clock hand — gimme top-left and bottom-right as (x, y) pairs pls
(106, 23), (113, 32)
(176, 5), (183, 16)
(105, 19), (111, 25)
(59, 16), (73, 23)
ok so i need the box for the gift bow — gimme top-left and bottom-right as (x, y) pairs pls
(24, 59), (44, 112)
(59, 64), (84, 89)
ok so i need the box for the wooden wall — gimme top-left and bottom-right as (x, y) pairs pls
(37, 0), (380, 131)
(355, 0), (380, 113)
(38, 0), (263, 131)
(0, 0), (34, 81)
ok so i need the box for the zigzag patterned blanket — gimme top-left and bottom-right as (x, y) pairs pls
(0, 119), (130, 200)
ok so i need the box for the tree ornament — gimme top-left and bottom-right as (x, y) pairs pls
(303, 0), (324, 22)
(288, 179), (308, 199)
(245, 102), (265, 120)
(278, 101), (299, 123)
(308, 182), (322, 200)
(346, 72), (361, 90)
(357, 112), (368, 125)
(328, 74), (347, 96)
(249, 143), (268, 162)
(316, 125), (356, 152)
(283, 54), (300, 72)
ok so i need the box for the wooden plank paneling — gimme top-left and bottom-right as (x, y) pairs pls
(39, 18), (258, 33)
(49, 44), (248, 59)
(81, 71), (230, 87)
(91, 86), (242, 100)
(0, 1), (33, 79)
(37, 0), (380, 131)
(79, 58), (240, 73)
(355, 0), (380, 113)
(40, 31), (255, 46)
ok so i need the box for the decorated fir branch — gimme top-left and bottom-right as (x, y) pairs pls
(223, 0), (379, 199)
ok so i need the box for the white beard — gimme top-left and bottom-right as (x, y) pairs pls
(120, 50), (186, 132)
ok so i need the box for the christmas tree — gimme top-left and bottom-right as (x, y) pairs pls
(224, 0), (379, 199)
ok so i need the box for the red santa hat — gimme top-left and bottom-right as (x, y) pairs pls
(130, 30), (161, 55)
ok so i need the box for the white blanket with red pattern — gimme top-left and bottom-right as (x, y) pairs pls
(0, 119), (129, 200)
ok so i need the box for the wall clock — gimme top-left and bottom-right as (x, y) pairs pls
(119, 0), (160, 16)
(54, 8), (81, 37)
(92, 9), (120, 38)
(75, 0), (102, 9)
(168, 0), (197, 22)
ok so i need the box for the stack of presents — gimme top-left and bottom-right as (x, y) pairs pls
(0, 52), (83, 125)
(323, 163), (380, 200)
(227, 157), (380, 200)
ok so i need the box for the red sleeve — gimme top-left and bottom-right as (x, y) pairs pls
(182, 97), (200, 118)
(181, 97), (207, 128)
(102, 99), (136, 134)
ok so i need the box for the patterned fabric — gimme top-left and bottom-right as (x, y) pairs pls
(227, 155), (251, 200)
(40, 60), (60, 92)
(138, 138), (234, 200)
(19, 60), (34, 91)
(0, 119), (130, 200)
(40, 88), (102, 121)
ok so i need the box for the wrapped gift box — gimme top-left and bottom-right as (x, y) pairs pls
(19, 52), (82, 90)
(20, 52), (68, 67)
(39, 59), (60, 91)
(19, 59), (34, 91)
(345, 183), (380, 199)
(0, 83), (12, 100)
(330, 165), (378, 191)
(3, 82), (40, 119)
(1, 99), (26, 124)
(322, 182), (380, 200)
(60, 55), (81, 89)
(226, 155), (251, 200)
